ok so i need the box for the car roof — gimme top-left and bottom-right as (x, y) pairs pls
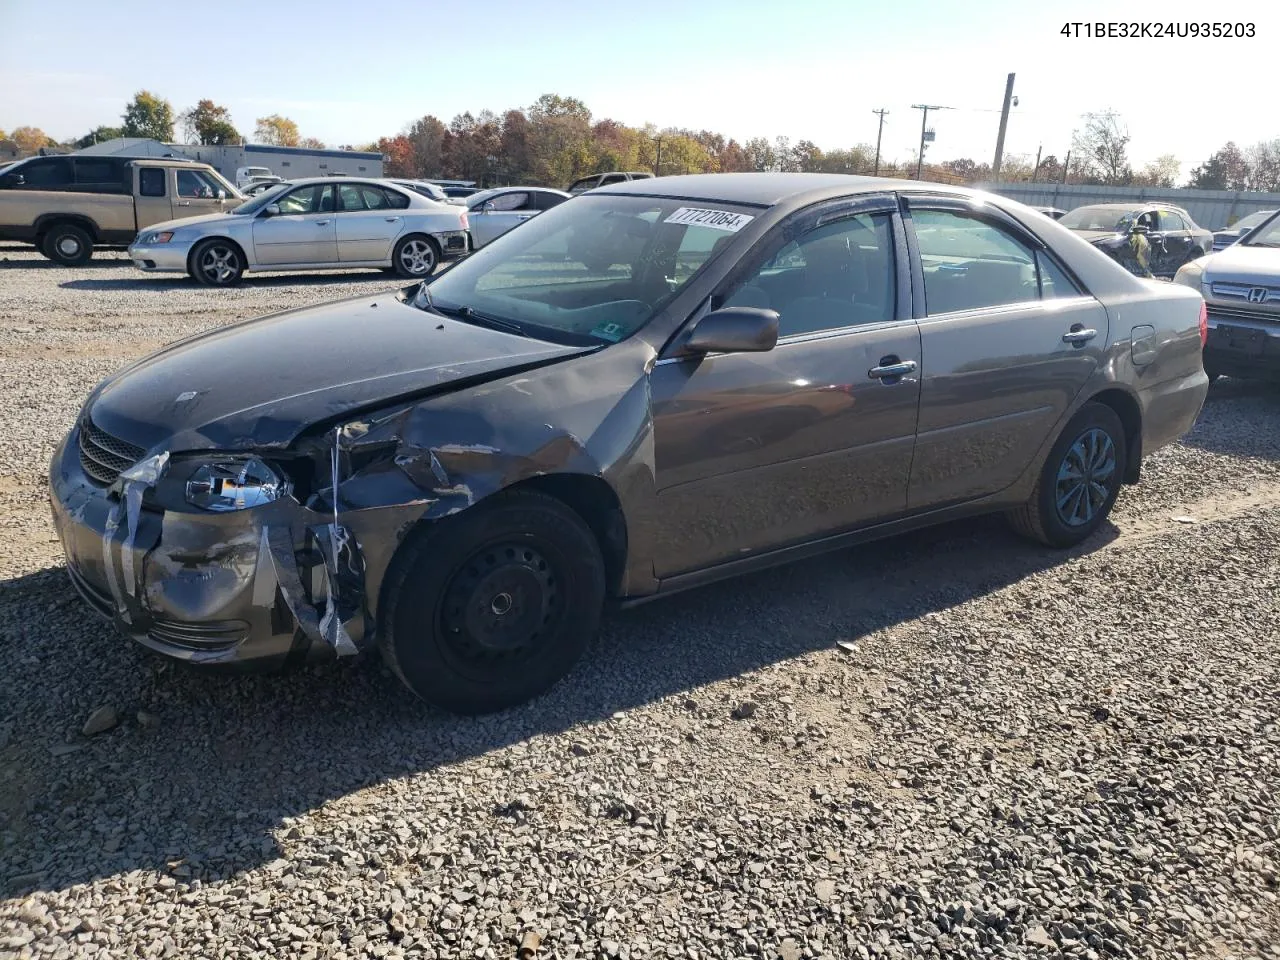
(596, 172), (938, 207)
(1074, 202), (1185, 212)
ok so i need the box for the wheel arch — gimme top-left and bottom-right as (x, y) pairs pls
(1085, 386), (1143, 484)
(34, 214), (100, 244)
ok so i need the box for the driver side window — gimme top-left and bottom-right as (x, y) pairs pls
(723, 212), (896, 337)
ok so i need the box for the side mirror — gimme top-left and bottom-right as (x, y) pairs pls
(262, 203), (281, 218)
(481, 201), (495, 214)
(681, 306), (780, 356)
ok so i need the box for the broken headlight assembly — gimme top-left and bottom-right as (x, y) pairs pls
(185, 457), (290, 512)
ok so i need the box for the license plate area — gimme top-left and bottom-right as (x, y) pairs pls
(1214, 323), (1266, 356)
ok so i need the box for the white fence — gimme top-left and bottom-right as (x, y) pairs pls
(975, 182), (1280, 230)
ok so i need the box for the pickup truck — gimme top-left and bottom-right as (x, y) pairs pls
(0, 155), (243, 265)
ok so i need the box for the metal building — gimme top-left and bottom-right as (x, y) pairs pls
(74, 138), (384, 182)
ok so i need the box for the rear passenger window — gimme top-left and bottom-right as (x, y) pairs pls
(139, 168), (166, 197)
(1036, 250), (1081, 299)
(912, 210), (1040, 314)
(384, 187), (410, 210)
(723, 212), (897, 337)
(73, 159), (127, 194)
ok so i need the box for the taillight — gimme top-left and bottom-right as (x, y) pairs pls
(1199, 300), (1208, 347)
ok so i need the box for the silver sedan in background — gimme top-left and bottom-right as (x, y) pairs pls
(128, 178), (470, 286)
(465, 186), (572, 248)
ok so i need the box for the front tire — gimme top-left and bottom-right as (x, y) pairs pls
(393, 234), (439, 278)
(190, 238), (244, 287)
(1008, 402), (1127, 548)
(379, 490), (606, 714)
(43, 224), (93, 266)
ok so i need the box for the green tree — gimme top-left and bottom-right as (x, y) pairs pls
(1188, 142), (1249, 191)
(254, 114), (300, 147)
(74, 126), (124, 149)
(179, 100), (240, 145)
(121, 90), (175, 141)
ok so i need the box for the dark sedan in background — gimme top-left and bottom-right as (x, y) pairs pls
(1212, 209), (1277, 251)
(1059, 203), (1213, 277)
(52, 173), (1210, 714)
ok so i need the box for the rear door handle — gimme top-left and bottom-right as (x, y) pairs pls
(385, 217), (401, 222)
(1062, 327), (1097, 345)
(175, 201), (191, 206)
(516, 214), (533, 221)
(315, 220), (331, 226)
(868, 359), (917, 380)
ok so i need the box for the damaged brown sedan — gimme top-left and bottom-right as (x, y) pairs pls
(51, 173), (1210, 713)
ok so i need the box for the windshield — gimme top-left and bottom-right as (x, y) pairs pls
(230, 182), (289, 214)
(1058, 206), (1137, 232)
(1231, 210), (1275, 233)
(421, 194), (757, 346)
(1241, 211), (1280, 248)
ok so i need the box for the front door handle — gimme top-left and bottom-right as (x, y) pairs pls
(1062, 326), (1097, 345)
(868, 358), (918, 380)
(175, 200), (191, 206)
(315, 220), (331, 226)
(385, 217), (401, 222)
(516, 214), (533, 221)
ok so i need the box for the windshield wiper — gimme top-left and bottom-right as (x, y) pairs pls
(429, 301), (528, 336)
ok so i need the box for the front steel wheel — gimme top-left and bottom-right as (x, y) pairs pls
(379, 490), (605, 714)
(393, 234), (439, 278)
(1008, 402), (1127, 547)
(191, 239), (244, 287)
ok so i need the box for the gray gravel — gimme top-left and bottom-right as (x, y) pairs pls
(2, 246), (1280, 959)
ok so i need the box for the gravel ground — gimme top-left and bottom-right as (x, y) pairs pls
(1, 246), (1279, 960)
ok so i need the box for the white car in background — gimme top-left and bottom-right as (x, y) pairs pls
(465, 186), (572, 248)
(235, 166), (276, 188)
(128, 178), (469, 285)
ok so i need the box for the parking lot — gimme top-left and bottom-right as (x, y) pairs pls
(2, 246), (1279, 958)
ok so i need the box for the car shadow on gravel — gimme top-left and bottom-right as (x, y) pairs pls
(0, 515), (1116, 897)
(1182, 377), (1280, 460)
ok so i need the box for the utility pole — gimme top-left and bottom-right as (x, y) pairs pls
(911, 104), (950, 180)
(1061, 149), (1071, 184)
(872, 108), (889, 176)
(648, 136), (665, 176)
(991, 72), (1016, 180)
(1031, 144), (1042, 182)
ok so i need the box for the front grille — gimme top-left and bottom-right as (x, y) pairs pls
(78, 418), (145, 486)
(148, 618), (249, 651)
(1210, 282), (1280, 304)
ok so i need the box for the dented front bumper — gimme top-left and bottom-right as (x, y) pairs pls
(47, 426), (397, 668)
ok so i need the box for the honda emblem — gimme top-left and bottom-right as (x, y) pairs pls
(1248, 287), (1268, 303)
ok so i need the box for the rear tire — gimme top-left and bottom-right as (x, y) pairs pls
(1008, 402), (1128, 548)
(190, 238), (244, 287)
(379, 490), (605, 714)
(392, 234), (439, 278)
(42, 224), (93, 266)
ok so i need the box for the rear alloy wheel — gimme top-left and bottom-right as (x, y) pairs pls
(393, 234), (439, 278)
(191, 239), (244, 287)
(379, 490), (605, 714)
(43, 224), (93, 266)
(1008, 402), (1127, 547)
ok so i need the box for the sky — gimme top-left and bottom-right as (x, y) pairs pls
(1, 0), (1273, 180)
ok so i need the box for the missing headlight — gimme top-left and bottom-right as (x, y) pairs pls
(185, 457), (289, 512)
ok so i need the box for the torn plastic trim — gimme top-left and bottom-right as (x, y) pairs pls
(102, 451), (170, 622)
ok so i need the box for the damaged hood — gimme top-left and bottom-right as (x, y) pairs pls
(1070, 229), (1128, 245)
(87, 292), (592, 451)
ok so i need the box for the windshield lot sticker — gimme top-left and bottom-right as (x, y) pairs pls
(590, 322), (626, 342)
(664, 207), (755, 232)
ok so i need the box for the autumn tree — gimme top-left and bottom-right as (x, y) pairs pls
(1135, 154), (1180, 188)
(406, 115), (447, 177)
(1187, 142), (1249, 190)
(179, 100), (240, 145)
(1072, 112), (1132, 185)
(299, 136), (327, 149)
(254, 114), (300, 147)
(10, 126), (56, 154)
(743, 137), (776, 171)
(1245, 140), (1280, 192)
(376, 135), (414, 177)
(121, 90), (175, 141)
